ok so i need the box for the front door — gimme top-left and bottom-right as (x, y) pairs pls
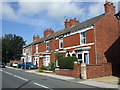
(78, 54), (82, 64)
(84, 53), (89, 64)
(77, 52), (89, 64)
(43, 55), (50, 66)
(34, 57), (39, 67)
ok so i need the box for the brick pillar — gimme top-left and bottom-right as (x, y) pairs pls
(73, 61), (81, 78)
(81, 63), (87, 79)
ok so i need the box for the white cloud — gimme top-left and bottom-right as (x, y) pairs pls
(2, 1), (85, 27)
(17, 2), (84, 21)
(2, 3), (18, 20)
(18, 2), (46, 16)
(1, 1), (118, 29)
(47, 2), (84, 20)
(88, 2), (104, 17)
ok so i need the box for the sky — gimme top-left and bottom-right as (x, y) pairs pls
(1, 0), (119, 45)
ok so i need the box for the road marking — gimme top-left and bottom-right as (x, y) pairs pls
(34, 82), (50, 89)
(0, 69), (3, 72)
(4, 71), (12, 75)
(13, 75), (28, 81)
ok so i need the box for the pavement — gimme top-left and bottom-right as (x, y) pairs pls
(6, 66), (120, 89)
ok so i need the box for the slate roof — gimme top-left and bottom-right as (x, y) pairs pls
(25, 13), (105, 47)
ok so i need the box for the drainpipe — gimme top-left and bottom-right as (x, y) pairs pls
(94, 26), (98, 64)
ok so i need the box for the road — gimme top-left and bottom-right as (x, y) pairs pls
(1, 67), (106, 90)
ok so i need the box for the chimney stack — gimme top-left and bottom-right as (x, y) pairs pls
(44, 28), (54, 37)
(104, 1), (115, 15)
(33, 35), (40, 41)
(64, 18), (79, 29)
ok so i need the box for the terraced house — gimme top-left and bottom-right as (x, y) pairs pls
(22, 2), (120, 78)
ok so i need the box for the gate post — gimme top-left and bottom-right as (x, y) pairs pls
(81, 63), (87, 79)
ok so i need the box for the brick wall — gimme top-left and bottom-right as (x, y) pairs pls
(86, 63), (112, 79)
(64, 33), (80, 48)
(55, 63), (112, 79)
(39, 58), (43, 66)
(89, 45), (96, 64)
(55, 40), (59, 49)
(86, 29), (94, 43)
(55, 63), (81, 78)
(38, 43), (46, 52)
(95, 14), (118, 64)
(32, 45), (36, 55)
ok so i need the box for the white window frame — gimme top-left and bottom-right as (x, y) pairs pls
(43, 55), (50, 66)
(80, 32), (86, 45)
(59, 38), (64, 49)
(46, 41), (49, 52)
(36, 44), (38, 53)
(34, 57), (39, 66)
(77, 51), (89, 64)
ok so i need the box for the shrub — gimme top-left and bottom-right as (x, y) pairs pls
(38, 69), (43, 72)
(39, 65), (47, 70)
(58, 56), (77, 69)
(48, 62), (55, 71)
(55, 52), (66, 60)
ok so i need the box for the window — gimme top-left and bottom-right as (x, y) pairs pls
(80, 32), (86, 44)
(36, 44), (38, 53)
(78, 54), (82, 64)
(77, 52), (89, 64)
(46, 42), (49, 52)
(43, 55), (50, 66)
(59, 38), (63, 49)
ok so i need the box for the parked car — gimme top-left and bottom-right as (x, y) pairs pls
(0, 62), (5, 68)
(12, 62), (19, 67)
(19, 62), (38, 69)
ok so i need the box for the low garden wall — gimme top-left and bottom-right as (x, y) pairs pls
(55, 63), (81, 78)
(86, 63), (112, 79)
(55, 62), (112, 79)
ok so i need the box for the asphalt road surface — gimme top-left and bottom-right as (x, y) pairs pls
(1, 67), (107, 90)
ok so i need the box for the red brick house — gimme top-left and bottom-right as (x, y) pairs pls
(21, 2), (120, 78)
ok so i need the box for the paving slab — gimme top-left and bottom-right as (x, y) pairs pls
(26, 70), (75, 80)
(88, 76), (119, 85)
(78, 80), (118, 88)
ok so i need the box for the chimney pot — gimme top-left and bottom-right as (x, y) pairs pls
(44, 28), (54, 37)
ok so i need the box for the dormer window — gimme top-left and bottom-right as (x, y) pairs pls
(59, 38), (63, 49)
(80, 32), (86, 45)
(46, 42), (49, 52)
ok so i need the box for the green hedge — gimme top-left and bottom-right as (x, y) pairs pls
(55, 52), (66, 60)
(58, 56), (77, 69)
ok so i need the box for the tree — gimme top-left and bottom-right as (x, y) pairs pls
(2, 34), (26, 63)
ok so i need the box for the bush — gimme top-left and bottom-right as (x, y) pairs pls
(55, 52), (66, 60)
(39, 65), (48, 70)
(48, 62), (55, 71)
(38, 69), (43, 72)
(58, 56), (77, 69)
